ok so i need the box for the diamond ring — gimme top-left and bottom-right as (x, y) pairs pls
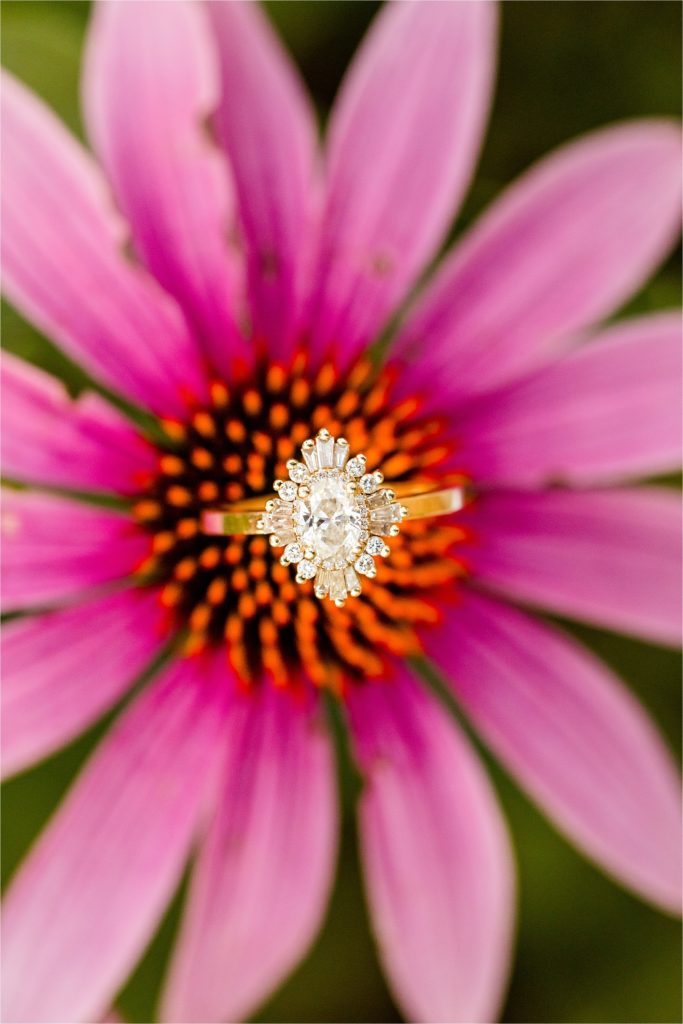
(202, 428), (471, 606)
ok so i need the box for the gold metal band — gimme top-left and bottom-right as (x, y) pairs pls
(202, 481), (472, 536)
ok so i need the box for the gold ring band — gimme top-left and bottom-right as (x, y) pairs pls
(202, 482), (472, 536)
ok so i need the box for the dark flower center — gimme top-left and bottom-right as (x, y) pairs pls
(132, 352), (469, 690)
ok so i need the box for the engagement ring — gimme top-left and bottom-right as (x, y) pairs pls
(202, 429), (471, 606)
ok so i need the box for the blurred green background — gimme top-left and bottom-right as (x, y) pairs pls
(2, 2), (681, 1022)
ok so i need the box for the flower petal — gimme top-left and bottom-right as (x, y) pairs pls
(463, 487), (682, 648)
(1, 491), (148, 612)
(83, 0), (248, 375)
(455, 314), (682, 487)
(428, 590), (682, 912)
(2, 589), (165, 779)
(206, 0), (319, 359)
(1, 353), (156, 495)
(307, 0), (497, 366)
(1, 72), (206, 417)
(1, 654), (230, 1024)
(346, 667), (515, 1024)
(161, 685), (337, 1024)
(393, 121), (682, 401)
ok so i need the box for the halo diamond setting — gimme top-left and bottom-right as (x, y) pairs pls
(258, 429), (407, 606)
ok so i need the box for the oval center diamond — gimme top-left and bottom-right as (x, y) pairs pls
(294, 473), (364, 561)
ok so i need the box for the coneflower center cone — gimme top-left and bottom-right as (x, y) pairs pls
(132, 353), (470, 690)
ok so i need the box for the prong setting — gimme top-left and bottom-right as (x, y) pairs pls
(259, 428), (405, 603)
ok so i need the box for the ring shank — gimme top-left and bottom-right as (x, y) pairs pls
(401, 485), (469, 519)
(202, 483), (471, 536)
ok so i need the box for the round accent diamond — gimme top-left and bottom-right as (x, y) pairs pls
(282, 542), (303, 563)
(346, 455), (366, 478)
(359, 472), (381, 494)
(366, 536), (389, 556)
(355, 553), (376, 577)
(287, 461), (309, 483)
(296, 559), (317, 580)
(278, 480), (298, 501)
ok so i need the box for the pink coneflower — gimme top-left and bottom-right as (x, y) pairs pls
(1, 2), (681, 1022)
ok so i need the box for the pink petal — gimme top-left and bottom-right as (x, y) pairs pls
(307, 0), (497, 366)
(83, 0), (248, 375)
(206, 1), (319, 359)
(161, 685), (337, 1024)
(346, 667), (515, 1024)
(455, 314), (682, 487)
(463, 487), (682, 648)
(393, 121), (682, 402)
(2, 589), (165, 778)
(428, 590), (682, 913)
(1, 72), (206, 417)
(1, 653), (230, 1024)
(1, 353), (156, 495)
(1, 490), (148, 611)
